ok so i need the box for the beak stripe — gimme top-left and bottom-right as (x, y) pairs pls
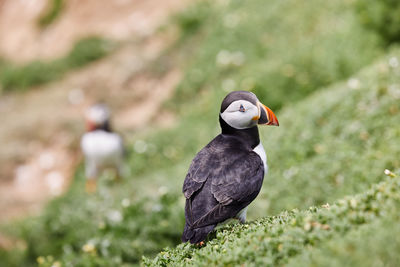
(258, 102), (279, 126)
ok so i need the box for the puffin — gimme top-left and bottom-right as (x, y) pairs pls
(81, 104), (124, 193)
(182, 91), (279, 244)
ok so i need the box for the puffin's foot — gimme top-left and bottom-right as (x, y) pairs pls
(196, 241), (205, 247)
(85, 179), (97, 194)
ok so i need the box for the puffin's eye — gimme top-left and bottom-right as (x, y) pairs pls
(239, 104), (245, 112)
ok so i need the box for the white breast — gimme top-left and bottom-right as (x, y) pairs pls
(253, 142), (268, 175)
(232, 142), (267, 223)
(81, 130), (123, 166)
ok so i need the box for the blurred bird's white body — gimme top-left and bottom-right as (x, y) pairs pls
(81, 130), (124, 179)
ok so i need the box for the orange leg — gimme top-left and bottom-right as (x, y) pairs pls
(196, 241), (205, 247)
(85, 179), (97, 193)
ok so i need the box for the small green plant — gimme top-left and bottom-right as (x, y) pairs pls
(37, 0), (64, 27)
(66, 37), (112, 68)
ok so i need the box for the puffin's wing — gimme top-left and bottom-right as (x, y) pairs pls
(182, 148), (213, 199)
(212, 152), (264, 205)
(191, 152), (264, 228)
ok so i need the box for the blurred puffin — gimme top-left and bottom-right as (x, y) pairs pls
(182, 91), (279, 244)
(81, 104), (124, 193)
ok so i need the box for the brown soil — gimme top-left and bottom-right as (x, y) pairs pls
(0, 0), (186, 62)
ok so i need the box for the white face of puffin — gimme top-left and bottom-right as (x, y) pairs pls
(220, 100), (260, 129)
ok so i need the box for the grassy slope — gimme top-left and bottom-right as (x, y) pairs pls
(143, 50), (400, 265)
(254, 50), (400, 216)
(144, 174), (400, 266)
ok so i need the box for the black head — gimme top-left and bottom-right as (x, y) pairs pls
(85, 103), (113, 132)
(220, 91), (258, 113)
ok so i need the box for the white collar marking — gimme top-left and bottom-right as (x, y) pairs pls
(253, 142), (268, 174)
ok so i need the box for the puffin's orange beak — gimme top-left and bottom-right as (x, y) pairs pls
(86, 120), (97, 131)
(257, 102), (279, 126)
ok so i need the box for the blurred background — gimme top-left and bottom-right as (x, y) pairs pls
(0, 0), (399, 266)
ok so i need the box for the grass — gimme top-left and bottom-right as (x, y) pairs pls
(170, 0), (382, 110)
(0, 167), (185, 267)
(0, 37), (113, 93)
(254, 50), (400, 216)
(286, 210), (400, 267)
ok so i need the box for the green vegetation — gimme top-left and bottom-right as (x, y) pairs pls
(1, 0), (400, 266)
(0, 37), (113, 92)
(171, 0), (382, 110)
(287, 210), (400, 267)
(143, 49), (400, 265)
(355, 0), (400, 45)
(144, 174), (400, 266)
(37, 0), (64, 27)
(0, 168), (185, 267)
(254, 51), (400, 216)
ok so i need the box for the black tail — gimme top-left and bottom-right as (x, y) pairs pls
(182, 223), (216, 244)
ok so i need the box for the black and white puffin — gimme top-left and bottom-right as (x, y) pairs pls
(81, 104), (124, 193)
(182, 91), (279, 244)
